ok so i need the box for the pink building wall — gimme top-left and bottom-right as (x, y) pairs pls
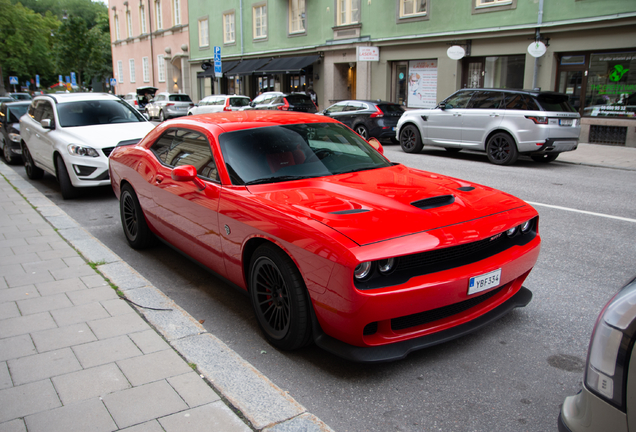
(108, 0), (191, 97)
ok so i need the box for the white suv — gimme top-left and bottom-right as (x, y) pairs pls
(20, 93), (155, 199)
(396, 89), (581, 165)
(187, 95), (251, 116)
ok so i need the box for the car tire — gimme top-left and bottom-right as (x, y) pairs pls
(399, 125), (424, 153)
(22, 143), (44, 180)
(486, 132), (519, 165)
(120, 184), (154, 249)
(2, 140), (15, 164)
(55, 155), (79, 200)
(249, 244), (312, 351)
(354, 124), (369, 139)
(531, 153), (559, 163)
(159, 110), (165, 122)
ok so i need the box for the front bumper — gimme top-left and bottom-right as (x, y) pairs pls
(559, 386), (628, 432)
(64, 154), (111, 188)
(313, 286), (532, 362)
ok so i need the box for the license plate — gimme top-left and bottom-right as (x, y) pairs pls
(559, 119), (573, 126)
(468, 269), (502, 295)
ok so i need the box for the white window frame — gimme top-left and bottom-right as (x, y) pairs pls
(399, 0), (426, 17)
(140, 5), (147, 34)
(114, 14), (121, 40)
(337, 0), (360, 26)
(173, 0), (181, 25)
(155, 0), (163, 30)
(223, 13), (235, 44)
(126, 10), (133, 38)
(289, 0), (305, 34)
(198, 17), (209, 47)
(158, 55), (166, 82)
(253, 4), (267, 40)
(117, 60), (124, 83)
(129, 59), (136, 83)
(142, 57), (150, 82)
(476, 0), (512, 6)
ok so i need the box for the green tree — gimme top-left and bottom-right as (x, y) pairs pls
(55, 14), (93, 89)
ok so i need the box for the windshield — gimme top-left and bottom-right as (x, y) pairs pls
(8, 105), (28, 123)
(169, 94), (192, 102)
(219, 123), (391, 185)
(56, 99), (146, 127)
(230, 97), (250, 107)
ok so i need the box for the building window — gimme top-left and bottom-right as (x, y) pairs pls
(126, 11), (133, 38)
(173, 0), (181, 25)
(142, 57), (150, 82)
(473, 0), (515, 13)
(114, 14), (121, 40)
(583, 51), (636, 118)
(129, 59), (136, 83)
(140, 5), (147, 34)
(199, 18), (209, 47)
(400, 0), (426, 17)
(461, 55), (525, 89)
(117, 60), (124, 83)
(253, 4), (267, 39)
(155, 0), (163, 30)
(158, 55), (166, 82)
(337, 0), (360, 26)
(223, 13), (235, 43)
(289, 0), (305, 34)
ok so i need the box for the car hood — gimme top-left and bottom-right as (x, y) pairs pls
(249, 164), (529, 246)
(61, 122), (156, 149)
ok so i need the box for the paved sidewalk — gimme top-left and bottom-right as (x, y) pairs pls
(556, 142), (636, 170)
(0, 164), (332, 431)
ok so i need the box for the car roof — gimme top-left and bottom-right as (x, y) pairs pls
(34, 92), (122, 104)
(454, 88), (568, 97)
(334, 100), (397, 105)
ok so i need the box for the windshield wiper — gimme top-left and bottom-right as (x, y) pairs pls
(333, 166), (379, 175)
(245, 175), (312, 185)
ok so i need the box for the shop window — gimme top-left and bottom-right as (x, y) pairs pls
(289, 0), (306, 34)
(393, 60), (437, 109)
(463, 55), (524, 89)
(223, 13), (235, 43)
(337, 0), (360, 26)
(584, 51), (636, 118)
(253, 4), (267, 39)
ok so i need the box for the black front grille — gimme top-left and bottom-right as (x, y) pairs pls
(391, 285), (506, 331)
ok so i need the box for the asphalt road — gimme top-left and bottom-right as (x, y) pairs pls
(6, 145), (636, 432)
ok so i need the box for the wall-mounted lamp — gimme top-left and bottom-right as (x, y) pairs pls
(123, 1), (129, 6)
(111, 6), (116, 11)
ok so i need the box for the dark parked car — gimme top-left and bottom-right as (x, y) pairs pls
(247, 92), (317, 113)
(320, 100), (405, 141)
(0, 101), (30, 164)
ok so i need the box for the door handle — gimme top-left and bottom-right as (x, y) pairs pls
(453, 113), (462, 117)
(490, 113), (500, 117)
(35, 133), (40, 138)
(155, 175), (164, 184)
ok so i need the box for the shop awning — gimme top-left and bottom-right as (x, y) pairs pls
(254, 55), (320, 75)
(227, 58), (272, 76)
(196, 61), (240, 78)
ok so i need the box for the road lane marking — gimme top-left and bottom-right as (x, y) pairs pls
(526, 201), (636, 224)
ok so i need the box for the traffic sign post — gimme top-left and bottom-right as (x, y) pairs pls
(9, 76), (18, 92)
(214, 46), (222, 79)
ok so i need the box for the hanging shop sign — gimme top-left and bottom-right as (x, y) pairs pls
(447, 46), (465, 60)
(527, 41), (547, 58)
(357, 46), (380, 62)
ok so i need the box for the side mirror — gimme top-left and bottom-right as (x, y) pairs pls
(250, 102), (256, 108)
(41, 118), (53, 129)
(438, 102), (446, 110)
(171, 165), (206, 191)
(367, 138), (384, 155)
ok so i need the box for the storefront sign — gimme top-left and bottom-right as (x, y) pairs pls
(447, 46), (465, 60)
(357, 46), (380, 62)
(527, 41), (547, 58)
(407, 60), (437, 109)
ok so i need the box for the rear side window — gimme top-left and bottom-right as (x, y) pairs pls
(230, 97), (250, 107)
(285, 94), (313, 105)
(535, 94), (577, 112)
(150, 129), (219, 181)
(468, 91), (504, 109)
(169, 94), (192, 102)
(377, 104), (405, 114)
(503, 93), (540, 111)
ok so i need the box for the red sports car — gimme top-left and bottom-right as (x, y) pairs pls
(109, 111), (541, 362)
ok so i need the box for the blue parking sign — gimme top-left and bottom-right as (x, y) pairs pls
(214, 46), (222, 78)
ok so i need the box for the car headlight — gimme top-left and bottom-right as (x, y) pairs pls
(378, 258), (396, 274)
(68, 144), (100, 157)
(354, 262), (373, 280)
(585, 277), (636, 409)
(506, 227), (517, 237)
(9, 133), (20, 143)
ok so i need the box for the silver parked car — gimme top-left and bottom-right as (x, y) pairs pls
(396, 89), (581, 165)
(559, 276), (636, 432)
(187, 95), (251, 116)
(146, 92), (193, 121)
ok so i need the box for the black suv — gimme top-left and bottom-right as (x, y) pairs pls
(247, 92), (317, 113)
(0, 101), (30, 164)
(320, 100), (405, 141)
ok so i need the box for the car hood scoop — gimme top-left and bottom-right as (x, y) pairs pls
(250, 164), (528, 246)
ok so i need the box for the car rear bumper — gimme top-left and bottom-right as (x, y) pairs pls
(559, 386), (628, 432)
(312, 285), (532, 363)
(533, 138), (579, 154)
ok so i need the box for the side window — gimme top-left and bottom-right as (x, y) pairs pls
(326, 103), (347, 114)
(150, 129), (219, 181)
(443, 91), (474, 109)
(28, 101), (37, 118)
(504, 93), (540, 110)
(344, 102), (365, 112)
(468, 91), (503, 109)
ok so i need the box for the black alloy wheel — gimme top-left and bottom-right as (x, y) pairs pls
(399, 124), (423, 153)
(486, 132), (519, 165)
(120, 184), (154, 249)
(531, 153), (559, 163)
(249, 244), (312, 351)
(55, 155), (79, 200)
(22, 143), (44, 179)
(354, 124), (369, 139)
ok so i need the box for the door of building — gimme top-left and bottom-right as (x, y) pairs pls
(462, 58), (485, 88)
(555, 54), (588, 115)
